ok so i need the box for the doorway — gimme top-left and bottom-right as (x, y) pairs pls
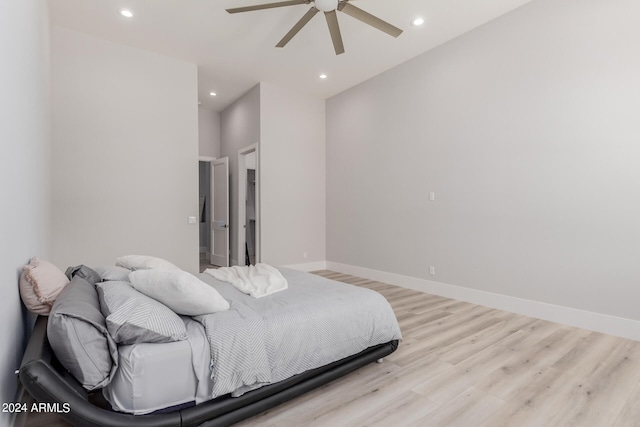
(198, 156), (230, 271)
(238, 144), (260, 266)
(198, 159), (212, 269)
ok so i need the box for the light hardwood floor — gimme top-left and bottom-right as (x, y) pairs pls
(236, 270), (640, 427)
(199, 252), (220, 273)
(18, 270), (640, 426)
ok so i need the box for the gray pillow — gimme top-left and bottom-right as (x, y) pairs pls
(65, 264), (101, 285)
(47, 276), (118, 390)
(96, 281), (187, 345)
(93, 265), (131, 282)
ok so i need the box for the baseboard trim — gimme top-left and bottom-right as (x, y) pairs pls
(326, 261), (640, 342)
(283, 260), (328, 272)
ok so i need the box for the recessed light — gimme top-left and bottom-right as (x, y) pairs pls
(209, 92), (217, 97)
(319, 74), (328, 80)
(411, 17), (424, 26)
(120, 9), (134, 18)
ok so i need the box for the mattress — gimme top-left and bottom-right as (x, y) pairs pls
(102, 269), (401, 415)
(103, 317), (212, 415)
(195, 267), (402, 399)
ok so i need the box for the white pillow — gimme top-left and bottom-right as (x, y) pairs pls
(128, 270), (229, 316)
(116, 255), (180, 271)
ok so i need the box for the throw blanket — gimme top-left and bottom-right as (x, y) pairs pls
(204, 263), (288, 298)
(193, 268), (402, 399)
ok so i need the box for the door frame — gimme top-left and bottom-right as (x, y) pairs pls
(237, 144), (260, 266)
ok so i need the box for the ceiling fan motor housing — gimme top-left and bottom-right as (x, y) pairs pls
(314, 0), (339, 12)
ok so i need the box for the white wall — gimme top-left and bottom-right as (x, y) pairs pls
(260, 83), (326, 267)
(327, 0), (640, 330)
(199, 107), (221, 158)
(0, 0), (51, 421)
(220, 85), (261, 265)
(51, 27), (199, 273)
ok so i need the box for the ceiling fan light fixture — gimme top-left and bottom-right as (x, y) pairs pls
(314, 0), (338, 12)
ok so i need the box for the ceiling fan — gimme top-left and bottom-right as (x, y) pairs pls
(226, 0), (403, 55)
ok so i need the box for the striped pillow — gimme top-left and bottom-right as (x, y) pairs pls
(96, 281), (187, 345)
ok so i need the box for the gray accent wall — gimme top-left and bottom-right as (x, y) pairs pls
(199, 107), (221, 159)
(327, 0), (640, 321)
(219, 83), (326, 267)
(0, 0), (51, 422)
(51, 27), (199, 273)
(220, 84), (261, 265)
(260, 83), (326, 266)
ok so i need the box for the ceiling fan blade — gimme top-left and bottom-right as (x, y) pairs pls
(325, 10), (345, 55)
(339, 2), (403, 38)
(226, 0), (308, 14)
(276, 7), (319, 47)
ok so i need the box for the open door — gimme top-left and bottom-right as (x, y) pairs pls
(210, 157), (229, 267)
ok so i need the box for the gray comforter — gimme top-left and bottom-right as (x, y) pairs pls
(194, 268), (401, 398)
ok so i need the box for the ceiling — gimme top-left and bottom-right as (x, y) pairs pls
(49, 0), (533, 112)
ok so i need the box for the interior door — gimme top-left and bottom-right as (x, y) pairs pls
(210, 157), (229, 267)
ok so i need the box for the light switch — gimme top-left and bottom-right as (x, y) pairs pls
(429, 192), (435, 201)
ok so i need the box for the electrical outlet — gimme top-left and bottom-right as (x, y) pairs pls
(429, 266), (435, 275)
(188, 216), (197, 224)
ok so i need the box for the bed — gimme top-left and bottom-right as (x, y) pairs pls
(19, 266), (401, 426)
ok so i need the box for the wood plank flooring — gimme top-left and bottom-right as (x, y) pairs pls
(18, 270), (640, 426)
(236, 270), (640, 427)
(199, 252), (219, 273)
